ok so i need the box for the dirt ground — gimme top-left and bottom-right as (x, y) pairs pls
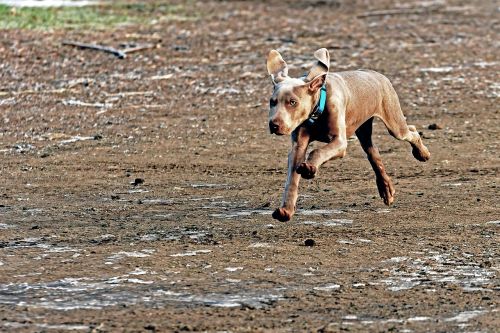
(0, 0), (499, 332)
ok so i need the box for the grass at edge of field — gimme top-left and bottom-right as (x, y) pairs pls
(0, 2), (197, 30)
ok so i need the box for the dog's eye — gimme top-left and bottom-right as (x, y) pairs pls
(269, 98), (278, 108)
(289, 99), (297, 107)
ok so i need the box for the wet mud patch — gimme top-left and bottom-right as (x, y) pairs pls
(209, 208), (349, 220)
(319, 308), (497, 332)
(135, 226), (215, 244)
(0, 277), (284, 310)
(380, 247), (498, 292)
(1, 322), (90, 331)
(302, 218), (353, 227)
(104, 249), (155, 264)
(0, 223), (17, 229)
(0, 237), (81, 262)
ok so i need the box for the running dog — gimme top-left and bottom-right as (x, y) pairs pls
(266, 48), (430, 222)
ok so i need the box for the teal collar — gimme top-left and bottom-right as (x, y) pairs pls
(306, 83), (327, 126)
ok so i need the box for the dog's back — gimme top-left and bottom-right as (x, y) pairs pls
(327, 70), (403, 132)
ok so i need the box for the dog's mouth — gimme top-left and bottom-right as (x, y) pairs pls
(269, 122), (287, 135)
(270, 129), (285, 136)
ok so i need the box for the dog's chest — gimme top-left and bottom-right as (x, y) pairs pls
(305, 120), (336, 143)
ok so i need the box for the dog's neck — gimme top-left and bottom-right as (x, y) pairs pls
(306, 83), (328, 126)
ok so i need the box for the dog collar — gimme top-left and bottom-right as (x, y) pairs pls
(306, 83), (327, 126)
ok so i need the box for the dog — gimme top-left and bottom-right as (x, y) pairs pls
(266, 48), (430, 222)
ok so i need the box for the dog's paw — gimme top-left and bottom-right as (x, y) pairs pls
(412, 145), (431, 162)
(376, 177), (395, 206)
(296, 163), (317, 179)
(272, 207), (294, 222)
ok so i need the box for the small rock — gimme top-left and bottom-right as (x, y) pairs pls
(178, 324), (193, 331)
(173, 45), (189, 51)
(428, 123), (443, 130)
(144, 324), (156, 331)
(280, 37), (296, 43)
(131, 178), (144, 186)
(304, 239), (315, 247)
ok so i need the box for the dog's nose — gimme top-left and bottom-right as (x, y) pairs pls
(269, 121), (280, 134)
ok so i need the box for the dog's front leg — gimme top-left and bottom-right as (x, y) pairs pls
(272, 129), (310, 222)
(297, 115), (348, 179)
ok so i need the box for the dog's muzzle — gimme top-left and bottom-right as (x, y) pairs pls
(269, 121), (284, 135)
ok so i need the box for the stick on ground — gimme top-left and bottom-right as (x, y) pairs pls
(122, 44), (155, 54)
(357, 5), (443, 18)
(62, 41), (127, 59)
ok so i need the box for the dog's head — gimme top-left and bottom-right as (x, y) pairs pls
(266, 48), (330, 135)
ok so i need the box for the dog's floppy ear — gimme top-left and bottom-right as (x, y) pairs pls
(266, 50), (288, 84)
(308, 73), (327, 93)
(305, 48), (330, 82)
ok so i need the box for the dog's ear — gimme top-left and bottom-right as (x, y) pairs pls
(305, 48), (330, 82)
(266, 50), (288, 84)
(308, 73), (327, 93)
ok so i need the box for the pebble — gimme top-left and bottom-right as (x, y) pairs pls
(131, 178), (144, 186)
(428, 123), (443, 130)
(304, 239), (315, 247)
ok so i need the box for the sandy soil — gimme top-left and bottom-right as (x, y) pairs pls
(0, 0), (499, 332)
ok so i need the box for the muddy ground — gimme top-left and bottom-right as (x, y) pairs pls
(0, 0), (499, 332)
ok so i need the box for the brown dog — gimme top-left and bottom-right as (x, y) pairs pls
(267, 48), (430, 222)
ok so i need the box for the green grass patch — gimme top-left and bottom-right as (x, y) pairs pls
(0, 2), (197, 30)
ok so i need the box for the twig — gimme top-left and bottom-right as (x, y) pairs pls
(128, 104), (168, 109)
(2, 88), (75, 96)
(357, 5), (443, 18)
(62, 99), (112, 108)
(62, 41), (126, 59)
(103, 91), (155, 98)
(150, 74), (174, 80)
(122, 44), (155, 54)
(125, 33), (162, 41)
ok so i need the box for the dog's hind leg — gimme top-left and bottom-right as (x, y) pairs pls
(356, 117), (396, 205)
(378, 86), (431, 162)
